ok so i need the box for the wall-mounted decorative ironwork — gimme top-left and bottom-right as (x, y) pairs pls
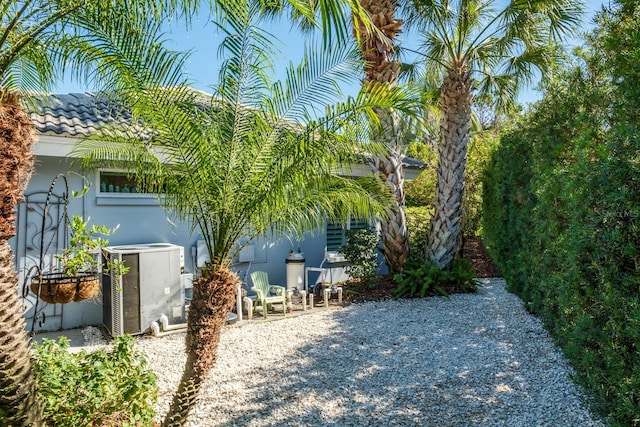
(19, 174), (70, 333)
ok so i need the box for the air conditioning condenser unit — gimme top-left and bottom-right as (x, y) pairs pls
(102, 243), (184, 337)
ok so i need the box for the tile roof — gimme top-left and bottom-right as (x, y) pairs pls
(401, 155), (427, 170)
(28, 92), (427, 170)
(29, 92), (134, 137)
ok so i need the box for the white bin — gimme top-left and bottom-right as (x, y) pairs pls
(285, 249), (305, 291)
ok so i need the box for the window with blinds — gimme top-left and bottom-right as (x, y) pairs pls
(326, 218), (369, 251)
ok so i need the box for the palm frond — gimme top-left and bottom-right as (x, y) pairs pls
(474, 72), (517, 113)
(268, 41), (362, 122)
(77, 2), (404, 268)
(1, 39), (55, 92)
(419, 38), (452, 83)
(0, 0), (200, 96)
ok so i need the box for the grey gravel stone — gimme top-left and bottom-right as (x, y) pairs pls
(94, 278), (608, 426)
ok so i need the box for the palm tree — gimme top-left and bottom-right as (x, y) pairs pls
(0, 1), (194, 423)
(353, 0), (410, 275)
(76, 2), (411, 423)
(0, 89), (41, 426)
(403, 0), (583, 269)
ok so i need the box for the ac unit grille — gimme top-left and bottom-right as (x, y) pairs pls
(121, 253), (141, 334)
(111, 269), (123, 336)
(103, 252), (125, 337)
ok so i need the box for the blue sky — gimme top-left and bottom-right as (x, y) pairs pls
(54, 0), (606, 106)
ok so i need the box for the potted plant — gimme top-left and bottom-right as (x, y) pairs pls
(30, 216), (128, 304)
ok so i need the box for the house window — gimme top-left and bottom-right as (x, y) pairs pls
(96, 170), (166, 206)
(326, 217), (369, 251)
(98, 171), (140, 194)
(98, 170), (165, 195)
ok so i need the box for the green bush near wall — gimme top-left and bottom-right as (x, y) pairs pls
(463, 133), (499, 237)
(406, 133), (498, 239)
(482, 5), (640, 424)
(33, 336), (158, 426)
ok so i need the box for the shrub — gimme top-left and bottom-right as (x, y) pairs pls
(393, 256), (477, 299)
(406, 206), (433, 256)
(33, 335), (158, 427)
(405, 141), (437, 208)
(463, 133), (499, 236)
(340, 228), (379, 284)
(483, 7), (640, 423)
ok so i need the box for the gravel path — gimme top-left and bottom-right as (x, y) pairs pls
(128, 278), (607, 426)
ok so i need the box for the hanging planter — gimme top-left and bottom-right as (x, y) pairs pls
(29, 215), (128, 305)
(30, 272), (101, 304)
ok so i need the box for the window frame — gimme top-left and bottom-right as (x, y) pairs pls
(95, 169), (160, 206)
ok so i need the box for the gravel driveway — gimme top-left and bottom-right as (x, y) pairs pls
(130, 278), (607, 426)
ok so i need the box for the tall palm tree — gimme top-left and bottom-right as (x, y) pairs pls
(0, 89), (41, 426)
(76, 2), (410, 423)
(352, 0), (410, 275)
(0, 1), (195, 424)
(404, 0), (583, 269)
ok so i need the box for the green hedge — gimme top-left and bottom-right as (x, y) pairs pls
(482, 6), (640, 424)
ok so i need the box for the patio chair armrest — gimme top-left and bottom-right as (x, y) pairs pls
(251, 286), (265, 300)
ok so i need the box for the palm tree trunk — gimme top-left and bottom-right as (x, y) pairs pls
(354, 0), (408, 275)
(162, 266), (239, 427)
(0, 90), (44, 425)
(0, 242), (43, 426)
(427, 69), (472, 270)
(372, 113), (408, 275)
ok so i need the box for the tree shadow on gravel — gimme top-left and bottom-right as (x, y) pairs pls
(201, 280), (603, 427)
